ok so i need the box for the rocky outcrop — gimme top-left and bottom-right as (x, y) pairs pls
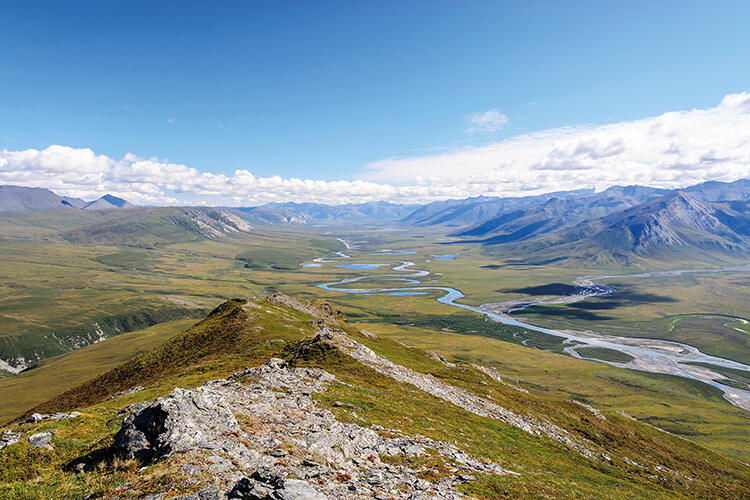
(25, 411), (81, 423)
(106, 386), (144, 401)
(112, 387), (240, 462)
(28, 430), (56, 449)
(108, 356), (514, 499)
(316, 328), (603, 461)
(228, 467), (325, 499)
(0, 430), (21, 450)
(265, 293), (345, 323)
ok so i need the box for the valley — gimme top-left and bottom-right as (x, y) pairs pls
(5, 7), (750, 497)
(1, 182), (750, 497)
(311, 240), (750, 411)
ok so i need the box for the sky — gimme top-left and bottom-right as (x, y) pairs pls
(1, 1), (749, 205)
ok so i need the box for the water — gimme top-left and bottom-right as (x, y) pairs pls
(431, 254), (456, 260)
(336, 263), (385, 270)
(316, 252), (750, 411)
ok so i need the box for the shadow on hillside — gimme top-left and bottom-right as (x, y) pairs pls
(516, 305), (614, 321)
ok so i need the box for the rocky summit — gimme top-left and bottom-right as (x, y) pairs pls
(104, 355), (512, 499)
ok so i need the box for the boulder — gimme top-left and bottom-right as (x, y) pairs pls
(112, 387), (239, 462)
(26, 413), (48, 423)
(0, 430), (21, 450)
(28, 429), (56, 449)
(227, 468), (324, 500)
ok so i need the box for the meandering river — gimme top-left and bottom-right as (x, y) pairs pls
(312, 245), (750, 411)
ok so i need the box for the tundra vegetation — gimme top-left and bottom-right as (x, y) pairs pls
(0, 207), (749, 498)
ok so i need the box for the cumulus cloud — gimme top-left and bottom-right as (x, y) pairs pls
(465, 109), (509, 135)
(1, 93), (749, 206)
(365, 92), (750, 197)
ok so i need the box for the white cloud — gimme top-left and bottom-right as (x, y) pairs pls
(1, 93), (749, 206)
(465, 109), (509, 135)
(365, 92), (750, 196)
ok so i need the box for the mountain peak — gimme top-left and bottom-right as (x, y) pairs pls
(82, 194), (134, 210)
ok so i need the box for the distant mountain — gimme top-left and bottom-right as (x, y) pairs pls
(457, 185), (669, 243)
(683, 179), (750, 202)
(0, 186), (136, 212)
(502, 191), (750, 263)
(591, 191), (746, 253)
(238, 201), (420, 225)
(62, 207), (252, 247)
(401, 189), (595, 227)
(0, 185), (85, 211)
(82, 194), (134, 210)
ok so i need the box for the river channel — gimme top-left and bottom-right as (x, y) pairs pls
(312, 244), (750, 411)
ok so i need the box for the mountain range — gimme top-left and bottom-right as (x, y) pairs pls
(237, 200), (420, 225)
(3, 179), (750, 260)
(0, 185), (133, 211)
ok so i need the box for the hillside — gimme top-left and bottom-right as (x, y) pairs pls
(61, 207), (252, 247)
(1, 294), (748, 499)
(457, 185), (668, 242)
(0, 185), (85, 211)
(476, 191), (750, 267)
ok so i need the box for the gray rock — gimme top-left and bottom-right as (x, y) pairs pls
(26, 413), (48, 423)
(143, 494), (167, 500)
(273, 479), (325, 500)
(227, 476), (274, 499)
(49, 411), (81, 420)
(112, 387), (239, 462)
(228, 475), (323, 500)
(0, 430), (21, 450)
(197, 487), (223, 500)
(28, 429), (56, 449)
(106, 386), (145, 401)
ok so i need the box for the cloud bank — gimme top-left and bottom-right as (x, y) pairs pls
(1, 92), (749, 206)
(365, 92), (750, 197)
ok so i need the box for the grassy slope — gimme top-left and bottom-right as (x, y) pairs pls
(0, 221), (343, 368)
(1, 298), (748, 499)
(361, 321), (750, 462)
(0, 319), (197, 423)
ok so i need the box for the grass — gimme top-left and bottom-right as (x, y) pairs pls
(0, 319), (197, 423)
(360, 321), (750, 462)
(1, 217), (749, 480)
(575, 346), (634, 363)
(0, 219), (344, 371)
(2, 297), (749, 499)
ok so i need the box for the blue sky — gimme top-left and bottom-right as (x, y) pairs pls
(1, 1), (749, 204)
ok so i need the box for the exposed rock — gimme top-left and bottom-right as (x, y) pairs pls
(572, 400), (606, 420)
(28, 429), (56, 449)
(317, 328), (602, 460)
(0, 430), (21, 450)
(425, 351), (456, 367)
(107, 355), (515, 499)
(106, 386), (144, 401)
(112, 387), (240, 462)
(266, 293), (345, 323)
(26, 413), (49, 423)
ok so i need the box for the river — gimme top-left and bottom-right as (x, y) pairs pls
(312, 246), (750, 412)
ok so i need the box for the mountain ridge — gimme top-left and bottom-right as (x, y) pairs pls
(2, 294), (748, 498)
